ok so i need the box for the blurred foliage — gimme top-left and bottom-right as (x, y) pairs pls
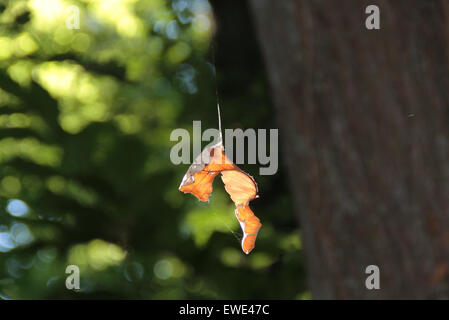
(0, 0), (307, 299)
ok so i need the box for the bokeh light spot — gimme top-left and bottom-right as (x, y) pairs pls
(71, 33), (91, 52)
(10, 223), (34, 246)
(154, 260), (173, 280)
(166, 20), (179, 39)
(16, 33), (38, 56)
(166, 42), (191, 65)
(220, 247), (242, 267)
(1, 176), (22, 196)
(249, 252), (276, 269)
(0, 227), (15, 253)
(68, 239), (127, 271)
(124, 262), (144, 282)
(6, 199), (29, 217)
(0, 37), (13, 60)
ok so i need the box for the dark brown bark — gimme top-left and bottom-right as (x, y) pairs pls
(249, 0), (449, 299)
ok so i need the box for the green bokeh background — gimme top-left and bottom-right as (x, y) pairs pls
(0, 0), (307, 299)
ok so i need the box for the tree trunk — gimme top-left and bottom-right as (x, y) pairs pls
(249, 0), (449, 299)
